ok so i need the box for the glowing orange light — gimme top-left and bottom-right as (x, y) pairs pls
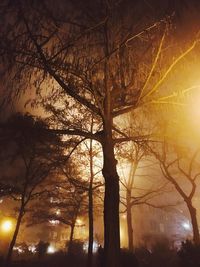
(76, 219), (82, 225)
(1, 220), (13, 233)
(188, 87), (200, 126)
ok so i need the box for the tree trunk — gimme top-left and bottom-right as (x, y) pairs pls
(68, 221), (75, 254)
(68, 199), (81, 255)
(186, 202), (200, 245)
(102, 134), (121, 267)
(126, 190), (134, 251)
(4, 205), (24, 267)
(87, 138), (94, 267)
(87, 181), (94, 267)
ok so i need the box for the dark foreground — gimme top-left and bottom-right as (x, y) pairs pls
(1, 240), (200, 267)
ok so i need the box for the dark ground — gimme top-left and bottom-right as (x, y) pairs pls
(1, 240), (200, 267)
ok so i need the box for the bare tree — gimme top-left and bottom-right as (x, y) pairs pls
(119, 142), (169, 251)
(30, 161), (90, 254)
(1, 1), (200, 266)
(149, 140), (200, 245)
(0, 113), (64, 266)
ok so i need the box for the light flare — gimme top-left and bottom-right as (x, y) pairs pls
(1, 219), (13, 233)
(47, 245), (56, 254)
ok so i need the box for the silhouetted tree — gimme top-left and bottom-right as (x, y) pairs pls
(149, 140), (200, 245)
(1, 1), (200, 266)
(30, 161), (89, 253)
(0, 113), (64, 266)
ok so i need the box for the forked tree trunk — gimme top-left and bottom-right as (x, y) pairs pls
(186, 201), (200, 245)
(126, 190), (134, 251)
(102, 133), (121, 267)
(4, 204), (24, 267)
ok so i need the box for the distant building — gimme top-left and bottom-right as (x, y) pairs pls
(120, 203), (193, 249)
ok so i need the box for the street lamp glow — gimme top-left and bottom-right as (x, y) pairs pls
(182, 222), (191, 230)
(187, 86), (200, 133)
(49, 219), (59, 225)
(56, 209), (61, 215)
(1, 220), (13, 233)
(76, 219), (82, 225)
(47, 245), (56, 254)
